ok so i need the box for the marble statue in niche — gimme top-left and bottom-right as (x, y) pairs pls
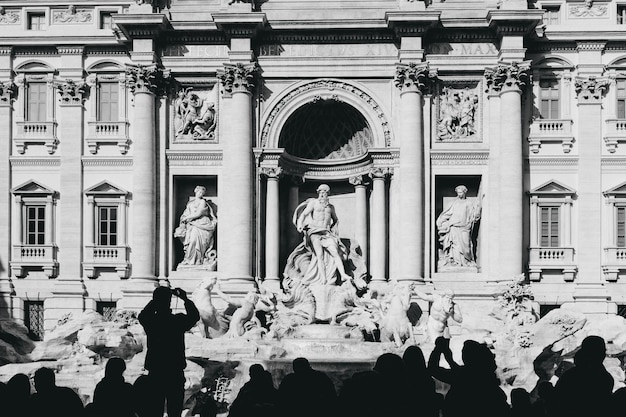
(174, 87), (217, 141)
(174, 185), (217, 270)
(437, 86), (479, 141)
(436, 185), (482, 270)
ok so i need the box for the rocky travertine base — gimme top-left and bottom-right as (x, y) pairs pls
(0, 307), (625, 412)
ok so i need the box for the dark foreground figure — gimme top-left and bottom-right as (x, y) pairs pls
(30, 367), (84, 417)
(278, 357), (337, 417)
(139, 286), (200, 417)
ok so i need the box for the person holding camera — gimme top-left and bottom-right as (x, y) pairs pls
(139, 286), (200, 417)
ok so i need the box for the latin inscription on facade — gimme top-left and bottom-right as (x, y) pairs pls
(162, 45), (230, 58)
(259, 44), (398, 58)
(426, 43), (498, 56)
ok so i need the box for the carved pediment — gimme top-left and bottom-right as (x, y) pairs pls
(84, 180), (128, 196)
(603, 181), (626, 196)
(530, 180), (576, 196)
(11, 180), (55, 195)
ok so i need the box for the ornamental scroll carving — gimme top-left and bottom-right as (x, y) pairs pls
(484, 61), (531, 93)
(0, 7), (20, 24)
(569, 1), (608, 18)
(125, 64), (171, 95)
(52, 6), (93, 23)
(57, 79), (88, 105)
(574, 76), (610, 103)
(174, 86), (217, 141)
(394, 62), (437, 94)
(0, 81), (16, 102)
(436, 84), (480, 142)
(217, 63), (258, 95)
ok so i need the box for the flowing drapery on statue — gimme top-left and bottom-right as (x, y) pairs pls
(283, 184), (366, 289)
(436, 185), (481, 269)
(174, 186), (217, 269)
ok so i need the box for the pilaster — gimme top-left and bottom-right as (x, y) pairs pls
(261, 167), (282, 289)
(349, 175), (369, 269)
(369, 168), (392, 283)
(0, 46), (13, 317)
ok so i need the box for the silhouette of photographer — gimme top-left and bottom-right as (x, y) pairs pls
(139, 286), (200, 417)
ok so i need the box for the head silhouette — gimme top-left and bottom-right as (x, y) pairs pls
(104, 357), (127, 380)
(578, 335), (606, 366)
(293, 357), (311, 374)
(537, 380), (555, 400)
(153, 286), (172, 313)
(511, 388), (531, 409)
(403, 345), (427, 372)
(7, 373), (31, 399)
(374, 353), (405, 378)
(249, 364), (265, 380)
(34, 367), (56, 394)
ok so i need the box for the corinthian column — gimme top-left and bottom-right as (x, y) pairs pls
(394, 63), (435, 282)
(262, 167), (282, 289)
(217, 63), (258, 290)
(484, 61), (530, 278)
(349, 175), (368, 267)
(369, 168), (391, 283)
(125, 64), (170, 281)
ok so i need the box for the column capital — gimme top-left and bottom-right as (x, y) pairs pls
(218, 62), (259, 95)
(394, 62), (436, 94)
(125, 63), (171, 95)
(260, 166), (283, 179)
(484, 61), (531, 94)
(0, 81), (16, 103)
(575, 76), (610, 104)
(369, 167), (393, 179)
(349, 175), (368, 187)
(56, 79), (88, 105)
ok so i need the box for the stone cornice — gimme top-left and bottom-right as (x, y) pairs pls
(487, 10), (544, 37)
(82, 157), (133, 167)
(385, 11), (441, 37)
(484, 61), (531, 93)
(0, 46), (12, 56)
(10, 157), (61, 167)
(113, 13), (171, 40)
(527, 157), (578, 167)
(166, 151), (223, 166)
(260, 32), (394, 43)
(212, 12), (267, 38)
(394, 62), (437, 94)
(575, 76), (610, 103)
(602, 158), (626, 167)
(125, 64), (172, 95)
(430, 151), (489, 165)
(576, 41), (607, 52)
(57, 46), (85, 56)
(217, 62), (258, 95)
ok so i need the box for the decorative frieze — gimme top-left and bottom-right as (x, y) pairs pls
(125, 64), (172, 96)
(0, 7), (20, 24)
(484, 61), (531, 93)
(166, 151), (223, 166)
(394, 62), (437, 94)
(0, 81), (16, 103)
(52, 6), (93, 24)
(10, 157), (61, 167)
(82, 157), (133, 167)
(431, 151), (489, 165)
(217, 63), (258, 95)
(574, 76), (610, 103)
(435, 81), (481, 142)
(56, 79), (88, 105)
(569, 2), (608, 18)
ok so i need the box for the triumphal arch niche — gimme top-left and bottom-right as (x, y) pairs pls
(257, 79), (397, 303)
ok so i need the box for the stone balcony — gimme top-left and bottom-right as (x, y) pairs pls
(603, 119), (626, 153)
(527, 119), (575, 154)
(14, 121), (58, 154)
(86, 121), (130, 155)
(83, 245), (130, 279)
(602, 247), (626, 282)
(11, 244), (58, 278)
(528, 247), (577, 282)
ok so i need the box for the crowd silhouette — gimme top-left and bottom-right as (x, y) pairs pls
(1, 289), (625, 417)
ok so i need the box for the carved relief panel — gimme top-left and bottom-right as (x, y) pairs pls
(171, 84), (219, 143)
(433, 80), (482, 143)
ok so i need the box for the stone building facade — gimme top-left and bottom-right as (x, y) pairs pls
(0, 0), (625, 337)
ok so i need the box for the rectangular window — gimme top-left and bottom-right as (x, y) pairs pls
(27, 82), (47, 122)
(28, 13), (46, 31)
(96, 301), (117, 321)
(25, 205), (45, 245)
(97, 82), (119, 122)
(540, 79), (560, 119)
(542, 6), (560, 25)
(98, 206), (118, 246)
(540, 206), (560, 247)
(25, 301), (44, 341)
(618, 207), (626, 248)
(617, 79), (626, 119)
(100, 12), (113, 30)
(618, 5), (626, 25)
